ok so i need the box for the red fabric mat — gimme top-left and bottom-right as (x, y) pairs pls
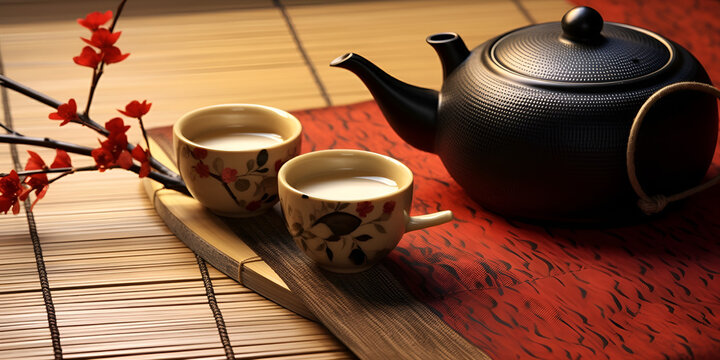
(295, 99), (720, 359)
(298, 2), (720, 359)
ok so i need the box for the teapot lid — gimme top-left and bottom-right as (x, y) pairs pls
(491, 7), (674, 84)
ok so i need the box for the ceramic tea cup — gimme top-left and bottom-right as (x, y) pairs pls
(173, 104), (302, 217)
(278, 149), (453, 273)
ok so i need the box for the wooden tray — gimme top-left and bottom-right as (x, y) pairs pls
(142, 131), (313, 319)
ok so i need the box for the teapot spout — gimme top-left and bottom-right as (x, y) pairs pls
(330, 53), (438, 153)
(426, 33), (470, 79)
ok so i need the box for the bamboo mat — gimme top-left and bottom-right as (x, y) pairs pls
(0, 0), (571, 358)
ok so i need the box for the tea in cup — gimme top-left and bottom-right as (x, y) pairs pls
(278, 149), (453, 273)
(173, 104), (302, 217)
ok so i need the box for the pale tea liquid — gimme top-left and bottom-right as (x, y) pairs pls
(193, 128), (283, 151)
(295, 174), (399, 201)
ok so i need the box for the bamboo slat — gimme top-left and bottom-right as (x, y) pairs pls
(521, 0), (575, 23)
(284, 0), (566, 105)
(0, 2), (325, 143)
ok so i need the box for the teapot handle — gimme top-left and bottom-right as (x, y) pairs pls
(626, 81), (720, 215)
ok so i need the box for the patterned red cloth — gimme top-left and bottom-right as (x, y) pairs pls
(294, 99), (720, 360)
(293, 4), (720, 356)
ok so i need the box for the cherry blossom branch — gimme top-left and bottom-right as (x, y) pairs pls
(137, 116), (153, 160)
(2, 166), (97, 187)
(83, 0), (127, 117)
(0, 75), (178, 178)
(0, 74), (107, 135)
(0, 122), (22, 136)
(0, 133), (93, 156)
(83, 69), (103, 118)
(0, 1), (195, 216)
(0, 133), (188, 195)
(1, 166), (97, 178)
(1, 161), (188, 195)
(109, 0), (127, 33)
(123, 164), (188, 193)
(47, 171), (74, 185)
(0, 74), (60, 109)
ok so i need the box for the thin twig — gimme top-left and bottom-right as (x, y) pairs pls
(0, 74), (106, 135)
(84, 0), (126, 117)
(0, 133), (188, 194)
(77, 113), (109, 135)
(0, 79), (178, 177)
(109, 0), (128, 33)
(2, 163), (188, 195)
(0, 74), (60, 109)
(0, 122), (22, 136)
(1, 165), (97, 178)
(140, 167), (189, 195)
(137, 116), (152, 160)
(48, 171), (74, 184)
(0, 0), (179, 179)
(0, 134), (93, 156)
(47, 165), (100, 184)
(83, 68), (103, 118)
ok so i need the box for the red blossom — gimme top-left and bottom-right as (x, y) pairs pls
(116, 150), (133, 169)
(77, 10), (113, 31)
(131, 145), (151, 178)
(105, 117), (131, 135)
(221, 168), (238, 183)
(20, 177), (49, 211)
(108, 132), (129, 154)
(73, 45), (129, 68)
(105, 118), (131, 156)
(25, 151), (47, 172)
(21, 175), (48, 196)
(48, 99), (79, 126)
(356, 201), (374, 218)
(92, 118), (132, 171)
(82, 28), (122, 49)
(193, 161), (210, 177)
(21, 151), (50, 209)
(93, 142), (132, 171)
(73, 46), (102, 68)
(0, 170), (24, 215)
(50, 150), (72, 169)
(246, 200), (262, 212)
(102, 136), (128, 163)
(383, 201), (396, 214)
(91, 146), (114, 171)
(118, 100), (151, 118)
(18, 150), (73, 210)
(192, 147), (208, 160)
(19, 183), (48, 211)
(102, 46), (129, 64)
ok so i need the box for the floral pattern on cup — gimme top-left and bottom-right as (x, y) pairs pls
(182, 144), (295, 212)
(284, 199), (397, 266)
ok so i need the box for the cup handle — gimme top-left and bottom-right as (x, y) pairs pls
(405, 210), (454, 232)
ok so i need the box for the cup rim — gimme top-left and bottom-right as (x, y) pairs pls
(173, 103), (302, 153)
(278, 149), (414, 202)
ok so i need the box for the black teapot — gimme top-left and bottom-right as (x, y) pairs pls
(330, 6), (719, 221)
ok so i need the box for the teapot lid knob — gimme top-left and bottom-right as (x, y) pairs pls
(561, 6), (604, 43)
